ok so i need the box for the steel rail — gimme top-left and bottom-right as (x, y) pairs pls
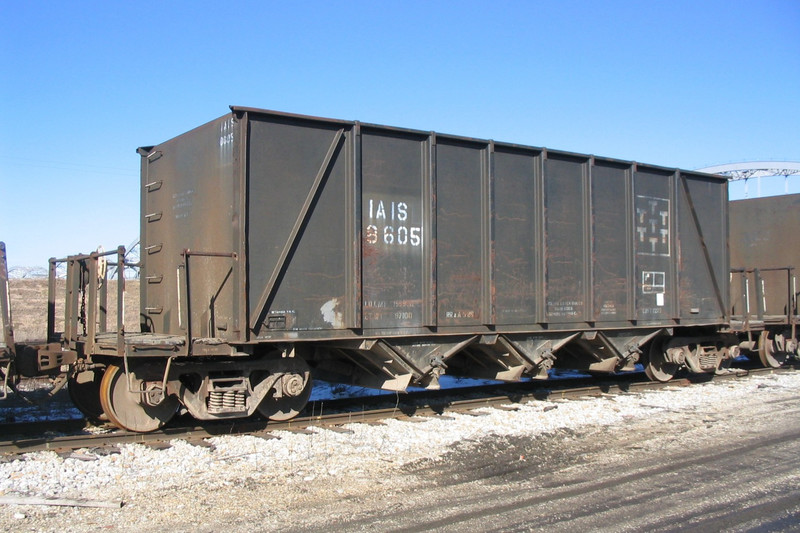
(0, 366), (794, 456)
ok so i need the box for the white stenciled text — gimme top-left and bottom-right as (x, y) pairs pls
(365, 198), (422, 248)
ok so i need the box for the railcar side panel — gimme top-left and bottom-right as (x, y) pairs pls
(139, 108), (729, 346)
(591, 160), (633, 323)
(677, 173), (729, 321)
(361, 128), (428, 330)
(247, 115), (354, 336)
(435, 139), (488, 327)
(633, 167), (677, 324)
(543, 153), (590, 324)
(493, 148), (540, 325)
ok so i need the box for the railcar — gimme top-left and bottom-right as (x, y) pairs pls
(1, 243), (14, 400)
(729, 193), (799, 366)
(2, 107), (744, 431)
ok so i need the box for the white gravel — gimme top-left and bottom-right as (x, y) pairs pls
(1, 370), (798, 529)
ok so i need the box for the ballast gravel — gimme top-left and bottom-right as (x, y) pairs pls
(1, 371), (798, 531)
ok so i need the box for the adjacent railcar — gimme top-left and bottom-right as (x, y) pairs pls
(729, 193), (800, 366)
(0, 243), (14, 399)
(11, 107), (737, 431)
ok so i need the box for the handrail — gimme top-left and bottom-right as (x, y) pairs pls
(48, 247), (131, 356)
(731, 266), (798, 329)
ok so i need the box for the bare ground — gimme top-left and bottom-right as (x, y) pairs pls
(269, 388), (800, 532)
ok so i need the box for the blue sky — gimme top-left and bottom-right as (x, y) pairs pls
(1, 0), (798, 267)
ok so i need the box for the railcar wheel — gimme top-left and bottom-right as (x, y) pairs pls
(257, 371), (312, 421)
(68, 369), (108, 422)
(99, 364), (178, 432)
(645, 340), (679, 382)
(758, 330), (789, 368)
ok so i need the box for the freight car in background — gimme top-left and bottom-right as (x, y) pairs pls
(729, 193), (799, 367)
(2, 106), (787, 432)
(0, 243), (14, 400)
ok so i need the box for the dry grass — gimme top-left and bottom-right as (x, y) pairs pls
(7, 279), (141, 342)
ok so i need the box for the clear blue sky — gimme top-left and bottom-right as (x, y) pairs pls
(1, 0), (798, 267)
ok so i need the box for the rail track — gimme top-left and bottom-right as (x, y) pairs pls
(0, 365), (794, 457)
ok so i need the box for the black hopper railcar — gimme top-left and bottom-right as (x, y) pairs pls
(3, 106), (779, 432)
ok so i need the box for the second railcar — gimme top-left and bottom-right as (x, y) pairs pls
(729, 193), (800, 366)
